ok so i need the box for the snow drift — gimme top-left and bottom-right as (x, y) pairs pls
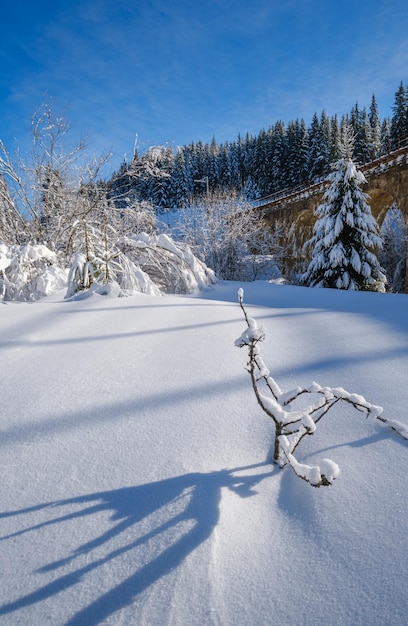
(0, 281), (407, 625)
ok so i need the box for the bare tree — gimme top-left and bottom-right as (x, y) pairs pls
(0, 102), (90, 245)
(0, 175), (27, 244)
(177, 190), (284, 280)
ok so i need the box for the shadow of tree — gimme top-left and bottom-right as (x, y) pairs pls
(0, 463), (271, 625)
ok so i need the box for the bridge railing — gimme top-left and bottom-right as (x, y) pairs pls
(252, 138), (408, 211)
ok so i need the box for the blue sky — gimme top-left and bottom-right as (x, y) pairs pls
(1, 0), (408, 171)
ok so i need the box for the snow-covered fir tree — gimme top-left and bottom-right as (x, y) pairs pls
(368, 94), (382, 160)
(390, 81), (408, 149)
(302, 124), (386, 291)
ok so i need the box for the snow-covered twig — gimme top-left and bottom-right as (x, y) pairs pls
(235, 289), (408, 487)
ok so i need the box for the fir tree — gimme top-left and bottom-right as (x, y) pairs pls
(368, 94), (381, 159)
(286, 119), (309, 186)
(380, 118), (392, 154)
(357, 108), (372, 164)
(390, 81), (408, 149)
(271, 120), (287, 192)
(226, 141), (240, 189)
(329, 114), (341, 162)
(307, 112), (329, 180)
(254, 130), (271, 195)
(302, 125), (386, 291)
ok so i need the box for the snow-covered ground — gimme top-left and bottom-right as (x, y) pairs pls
(1, 281), (407, 625)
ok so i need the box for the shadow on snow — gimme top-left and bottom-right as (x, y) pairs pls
(0, 463), (272, 625)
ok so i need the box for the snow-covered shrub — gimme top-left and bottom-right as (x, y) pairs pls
(235, 289), (408, 487)
(235, 254), (283, 282)
(177, 192), (284, 281)
(65, 242), (164, 299)
(0, 242), (67, 301)
(119, 232), (216, 294)
(66, 253), (93, 297)
(379, 205), (407, 293)
(66, 206), (135, 297)
(66, 230), (214, 298)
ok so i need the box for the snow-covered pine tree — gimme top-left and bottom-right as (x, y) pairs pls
(369, 94), (382, 160)
(380, 117), (392, 154)
(307, 112), (330, 181)
(390, 81), (408, 150)
(329, 114), (341, 162)
(357, 108), (373, 164)
(302, 124), (386, 291)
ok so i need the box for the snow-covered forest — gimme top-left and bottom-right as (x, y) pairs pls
(1, 81), (408, 301)
(109, 81), (408, 209)
(1, 77), (408, 624)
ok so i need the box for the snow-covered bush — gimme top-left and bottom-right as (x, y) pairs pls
(119, 232), (216, 294)
(379, 205), (407, 293)
(235, 289), (408, 487)
(235, 254), (283, 282)
(177, 191), (284, 281)
(66, 230), (215, 299)
(66, 253), (93, 297)
(0, 242), (67, 301)
(66, 240), (155, 299)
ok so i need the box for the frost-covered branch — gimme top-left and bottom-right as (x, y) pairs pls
(235, 289), (408, 487)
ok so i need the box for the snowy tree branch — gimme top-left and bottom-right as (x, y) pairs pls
(235, 289), (408, 487)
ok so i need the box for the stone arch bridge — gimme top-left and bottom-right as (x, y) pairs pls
(256, 145), (408, 291)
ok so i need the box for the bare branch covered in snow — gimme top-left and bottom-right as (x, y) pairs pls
(235, 289), (408, 487)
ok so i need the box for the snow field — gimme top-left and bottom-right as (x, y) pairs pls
(1, 281), (408, 625)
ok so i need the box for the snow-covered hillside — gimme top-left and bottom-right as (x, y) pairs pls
(1, 281), (407, 625)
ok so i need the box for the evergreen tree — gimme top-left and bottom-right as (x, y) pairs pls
(241, 175), (261, 200)
(357, 108), (372, 164)
(380, 118), (392, 154)
(208, 136), (220, 191)
(226, 141), (240, 189)
(390, 81), (408, 149)
(216, 143), (229, 191)
(236, 133), (249, 187)
(270, 120), (287, 192)
(286, 119), (308, 186)
(349, 103), (361, 148)
(254, 129), (271, 195)
(307, 112), (329, 180)
(319, 111), (331, 169)
(302, 125), (386, 291)
(368, 94), (381, 159)
(329, 115), (341, 163)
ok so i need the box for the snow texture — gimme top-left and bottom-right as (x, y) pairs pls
(1, 280), (407, 625)
(0, 233), (215, 302)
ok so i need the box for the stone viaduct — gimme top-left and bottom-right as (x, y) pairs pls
(256, 145), (408, 291)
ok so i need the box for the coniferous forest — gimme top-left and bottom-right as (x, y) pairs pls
(109, 82), (408, 210)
